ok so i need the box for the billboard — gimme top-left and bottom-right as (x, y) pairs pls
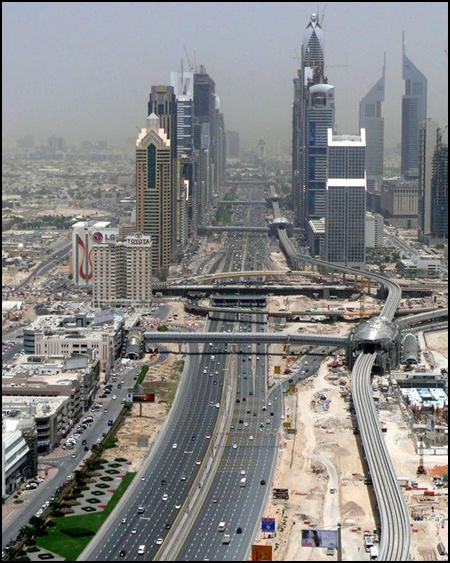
(133, 393), (156, 403)
(94, 309), (115, 325)
(272, 488), (290, 501)
(126, 232), (152, 246)
(252, 545), (273, 561)
(302, 530), (338, 549)
(262, 518), (276, 533)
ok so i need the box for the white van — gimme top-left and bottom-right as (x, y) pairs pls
(218, 521), (226, 532)
(240, 478), (247, 488)
(223, 534), (231, 545)
(138, 545), (146, 555)
(370, 546), (379, 560)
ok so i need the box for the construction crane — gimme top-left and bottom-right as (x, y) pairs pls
(183, 46), (197, 73)
(417, 435), (427, 475)
(359, 278), (369, 321)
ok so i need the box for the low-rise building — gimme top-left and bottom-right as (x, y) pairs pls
(2, 396), (71, 454)
(381, 178), (419, 228)
(308, 218), (326, 258)
(24, 314), (124, 371)
(398, 255), (442, 278)
(2, 424), (30, 500)
(366, 213), (384, 248)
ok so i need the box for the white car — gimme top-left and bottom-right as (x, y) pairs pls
(241, 470), (246, 476)
(172, 444), (178, 450)
(156, 538), (164, 546)
(233, 444), (238, 450)
(249, 436), (254, 441)
(162, 494), (169, 502)
(113, 395), (117, 400)
(175, 504), (182, 510)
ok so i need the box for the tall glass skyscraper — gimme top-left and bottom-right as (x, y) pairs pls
(360, 57), (386, 192)
(402, 41), (428, 180)
(292, 14), (326, 227)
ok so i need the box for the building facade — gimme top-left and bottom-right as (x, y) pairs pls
(136, 114), (173, 275)
(419, 120), (440, 236)
(326, 130), (367, 270)
(431, 140), (448, 239)
(360, 57), (386, 191)
(381, 179), (419, 228)
(366, 213), (385, 248)
(306, 84), (336, 220)
(93, 233), (153, 309)
(292, 13), (326, 227)
(402, 41), (428, 180)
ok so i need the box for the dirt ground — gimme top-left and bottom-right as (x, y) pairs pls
(257, 360), (376, 561)
(105, 352), (185, 472)
(425, 331), (449, 360)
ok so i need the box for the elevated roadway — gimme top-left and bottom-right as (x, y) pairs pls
(144, 331), (348, 348)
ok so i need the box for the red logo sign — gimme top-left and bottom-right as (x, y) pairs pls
(93, 232), (104, 243)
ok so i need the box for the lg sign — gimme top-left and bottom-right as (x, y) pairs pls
(92, 230), (118, 244)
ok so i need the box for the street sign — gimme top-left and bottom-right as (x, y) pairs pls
(262, 518), (276, 533)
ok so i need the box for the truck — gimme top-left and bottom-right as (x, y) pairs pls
(398, 477), (409, 488)
(370, 546), (379, 560)
(364, 535), (374, 552)
(218, 522), (226, 532)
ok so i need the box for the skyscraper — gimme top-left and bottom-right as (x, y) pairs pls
(227, 131), (241, 159)
(194, 68), (216, 226)
(148, 86), (178, 251)
(360, 56), (386, 192)
(402, 40), (428, 180)
(419, 120), (440, 236)
(326, 130), (367, 270)
(292, 13), (326, 226)
(306, 84), (335, 219)
(171, 71), (195, 241)
(136, 114), (173, 275)
(431, 136), (448, 239)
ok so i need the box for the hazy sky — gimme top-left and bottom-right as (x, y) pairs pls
(2, 2), (448, 152)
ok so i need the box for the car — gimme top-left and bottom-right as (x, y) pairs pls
(237, 527), (243, 535)
(162, 494), (169, 501)
(212, 498), (219, 504)
(172, 443), (178, 449)
(165, 523), (172, 530)
(112, 395), (117, 400)
(104, 409), (109, 413)
(181, 475), (186, 482)
(206, 434), (211, 440)
(131, 528), (137, 535)
(196, 460), (202, 466)
(96, 438), (102, 444)
(122, 518), (127, 524)
(241, 470), (246, 476)
(191, 436), (197, 442)
(266, 420), (271, 425)
(249, 436), (254, 441)
(175, 504), (182, 510)
(260, 480), (266, 486)
(215, 403), (220, 409)
(233, 444), (238, 450)
(71, 453), (77, 458)
(156, 538), (164, 546)
(138, 545), (146, 555)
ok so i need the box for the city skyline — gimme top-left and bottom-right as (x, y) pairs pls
(2, 2), (448, 152)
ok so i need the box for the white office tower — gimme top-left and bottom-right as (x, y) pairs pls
(326, 130), (367, 270)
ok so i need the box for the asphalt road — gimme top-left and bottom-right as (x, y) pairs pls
(85, 316), (234, 561)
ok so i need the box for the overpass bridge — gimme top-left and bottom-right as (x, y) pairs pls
(144, 331), (348, 348)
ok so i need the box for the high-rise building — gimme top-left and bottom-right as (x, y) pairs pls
(194, 68), (216, 226)
(136, 114), (173, 275)
(171, 71), (196, 241)
(306, 84), (336, 219)
(227, 131), (241, 159)
(360, 57), (386, 192)
(292, 13), (326, 226)
(92, 233), (152, 309)
(431, 137), (448, 239)
(71, 222), (118, 287)
(47, 136), (66, 153)
(366, 213), (385, 248)
(419, 120), (440, 236)
(258, 140), (267, 160)
(326, 130), (367, 270)
(402, 40), (428, 180)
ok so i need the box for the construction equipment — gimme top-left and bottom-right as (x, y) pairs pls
(417, 447), (426, 476)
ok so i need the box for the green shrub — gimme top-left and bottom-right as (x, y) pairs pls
(61, 528), (95, 538)
(115, 458), (128, 463)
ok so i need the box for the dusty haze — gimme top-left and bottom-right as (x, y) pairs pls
(2, 2), (448, 152)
